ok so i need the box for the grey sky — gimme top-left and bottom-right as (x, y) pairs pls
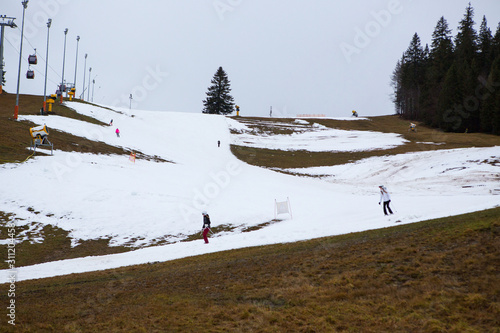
(2, 0), (500, 117)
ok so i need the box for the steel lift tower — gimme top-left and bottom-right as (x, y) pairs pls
(0, 15), (17, 94)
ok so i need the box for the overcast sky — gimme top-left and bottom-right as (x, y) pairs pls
(2, 0), (500, 117)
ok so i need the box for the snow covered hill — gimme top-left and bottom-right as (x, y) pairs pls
(1, 102), (499, 282)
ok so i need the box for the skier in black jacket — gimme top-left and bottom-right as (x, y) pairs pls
(202, 211), (211, 244)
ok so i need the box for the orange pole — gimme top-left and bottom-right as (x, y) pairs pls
(14, 105), (19, 120)
(0, 85), (3, 94)
(43, 101), (46, 113)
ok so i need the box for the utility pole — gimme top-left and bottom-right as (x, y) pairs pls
(73, 35), (79, 96)
(0, 16), (17, 95)
(60, 27), (68, 103)
(42, 18), (51, 113)
(92, 78), (95, 102)
(14, 1), (28, 120)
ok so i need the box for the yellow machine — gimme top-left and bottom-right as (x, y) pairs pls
(46, 94), (57, 112)
(29, 124), (53, 155)
(352, 110), (358, 117)
(68, 87), (76, 101)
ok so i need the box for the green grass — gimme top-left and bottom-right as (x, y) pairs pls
(1, 207), (498, 332)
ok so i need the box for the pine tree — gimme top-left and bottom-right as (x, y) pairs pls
(455, 3), (478, 65)
(422, 17), (455, 126)
(477, 16), (493, 74)
(476, 16), (495, 132)
(202, 67), (235, 115)
(439, 63), (464, 132)
(400, 33), (425, 120)
(485, 56), (500, 134)
(482, 23), (500, 134)
(430, 17), (455, 80)
(390, 57), (404, 116)
(492, 23), (500, 62)
(454, 3), (480, 132)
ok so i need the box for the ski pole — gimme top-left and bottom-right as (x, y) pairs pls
(390, 201), (397, 213)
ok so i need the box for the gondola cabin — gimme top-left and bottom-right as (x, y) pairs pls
(26, 70), (35, 79)
(28, 54), (37, 65)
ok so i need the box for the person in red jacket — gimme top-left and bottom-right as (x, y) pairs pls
(202, 211), (211, 244)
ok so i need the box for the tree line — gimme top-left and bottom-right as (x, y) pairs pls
(391, 3), (500, 134)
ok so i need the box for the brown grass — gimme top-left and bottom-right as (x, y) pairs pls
(0, 211), (129, 269)
(1, 95), (499, 331)
(1, 207), (498, 332)
(0, 92), (169, 163)
(231, 116), (500, 168)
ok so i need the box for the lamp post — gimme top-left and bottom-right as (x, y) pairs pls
(60, 27), (68, 103)
(87, 66), (91, 101)
(92, 78), (95, 102)
(14, 0), (29, 120)
(42, 18), (52, 114)
(73, 35), (79, 96)
(81, 53), (87, 100)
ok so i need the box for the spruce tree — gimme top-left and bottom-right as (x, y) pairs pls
(390, 57), (404, 116)
(477, 16), (494, 132)
(439, 63), (464, 132)
(400, 33), (425, 120)
(485, 56), (500, 134)
(477, 16), (493, 74)
(455, 3), (478, 65)
(492, 23), (500, 62)
(430, 17), (454, 81)
(202, 67), (235, 115)
(423, 17), (454, 126)
(454, 3), (480, 131)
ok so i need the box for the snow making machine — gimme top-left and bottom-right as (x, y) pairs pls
(29, 124), (53, 155)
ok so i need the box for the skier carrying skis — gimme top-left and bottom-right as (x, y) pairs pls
(378, 185), (393, 216)
(201, 211), (211, 244)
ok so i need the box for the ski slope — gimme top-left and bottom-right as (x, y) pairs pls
(1, 103), (499, 282)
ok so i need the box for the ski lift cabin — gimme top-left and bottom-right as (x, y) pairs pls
(28, 54), (37, 65)
(26, 70), (35, 79)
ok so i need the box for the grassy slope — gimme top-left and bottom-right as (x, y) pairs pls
(0, 92), (167, 163)
(0, 208), (499, 332)
(0, 96), (499, 331)
(231, 116), (500, 168)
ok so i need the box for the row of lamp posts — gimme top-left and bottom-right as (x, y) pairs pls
(11, 0), (95, 120)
